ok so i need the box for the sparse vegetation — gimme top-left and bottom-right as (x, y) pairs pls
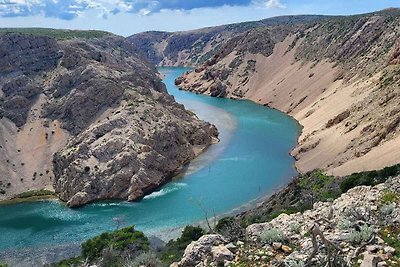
(379, 226), (400, 266)
(161, 225), (205, 265)
(215, 216), (244, 241)
(125, 252), (162, 267)
(260, 228), (287, 244)
(81, 226), (149, 261)
(340, 164), (400, 193)
(346, 225), (374, 244)
(0, 28), (111, 40)
(15, 190), (55, 199)
(380, 203), (396, 216)
(290, 222), (301, 234)
(381, 191), (399, 204)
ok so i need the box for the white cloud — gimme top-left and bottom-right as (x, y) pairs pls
(265, 0), (286, 9)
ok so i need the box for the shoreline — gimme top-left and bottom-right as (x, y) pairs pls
(0, 190), (57, 206)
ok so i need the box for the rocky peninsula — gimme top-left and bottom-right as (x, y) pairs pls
(0, 31), (218, 207)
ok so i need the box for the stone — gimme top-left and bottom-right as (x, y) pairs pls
(177, 235), (226, 266)
(212, 245), (234, 263)
(376, 236), (385, 245)
(367, 245), (379, 253)
(225, 243), (238, 253)
(384, 246), (396, 254)
(361, 254), (382, 267)
(377, 261), (388, 267)
(272, 242), (282, 250)
(236, 241), (244, 246)
(281, 245), (292, 254)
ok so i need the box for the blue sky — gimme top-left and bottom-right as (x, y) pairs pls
(0, 0), (399, 36)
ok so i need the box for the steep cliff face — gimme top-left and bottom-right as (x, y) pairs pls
(131, 9), (400, 176)
(0, 32), (218, 206)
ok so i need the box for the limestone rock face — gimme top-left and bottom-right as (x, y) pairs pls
(0, 33), (218, 205)
(175, 234), (227, 267)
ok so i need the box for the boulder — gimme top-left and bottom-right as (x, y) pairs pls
(361, 253), (381, 267)
(177, 234), (227, 267)
(211, 245), (234, 263)
(272, 242), (282, 250)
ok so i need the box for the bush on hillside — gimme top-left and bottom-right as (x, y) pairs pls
(82, 226), (149, 261)
(215, 217), (244, 241)
(126, 252), (163, 267)
(340, 164), (400, 193)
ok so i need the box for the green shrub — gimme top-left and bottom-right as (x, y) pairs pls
(379, 226), (400, 265)
(340, 164), (400, 193)
(100, 247), (122, 267)
(380, 165), (399, 178)
(340, 173), (374, 193)
(215, 217), (236, 233)
(284, 258), (305, 267)
(260, 228), (287, 244)
(82, 226), (149, 261)
(126, 252), (162, 267)
(16, 189), (55, 198)
(215, 217), (244, 241)
(161, 226), (205, 265)
(337, 219), (352, 230)
(346, 225), (374, 244)
(381, 191), (399, 204)
(380, 203), (396, 216)
(289, 222), (301, 234)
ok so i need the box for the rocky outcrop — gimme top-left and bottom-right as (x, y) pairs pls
(131, 9), (400, 176)
(0, 32), (218, 206)
(172, 234), (231, 267)
(175, 176), (400, 266)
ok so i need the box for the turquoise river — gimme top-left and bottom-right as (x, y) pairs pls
(0, 67), (301, 262)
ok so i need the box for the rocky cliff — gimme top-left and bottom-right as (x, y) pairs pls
(0, 31), (218, 207)
(130, 8), (400, 176)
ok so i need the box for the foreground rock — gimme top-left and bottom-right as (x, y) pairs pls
(173, 176), (400, 266)
(0, 32), (218, 206)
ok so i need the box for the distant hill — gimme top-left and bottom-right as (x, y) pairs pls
(0, 28), (112, 40)
(128, 15), (332, 66)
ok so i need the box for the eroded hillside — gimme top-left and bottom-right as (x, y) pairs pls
(131, 9), (400, 176)
(0, 32), (218, 206)
(128, 15), (331, 66)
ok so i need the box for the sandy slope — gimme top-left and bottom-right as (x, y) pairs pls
(0, 94), (70, 200)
